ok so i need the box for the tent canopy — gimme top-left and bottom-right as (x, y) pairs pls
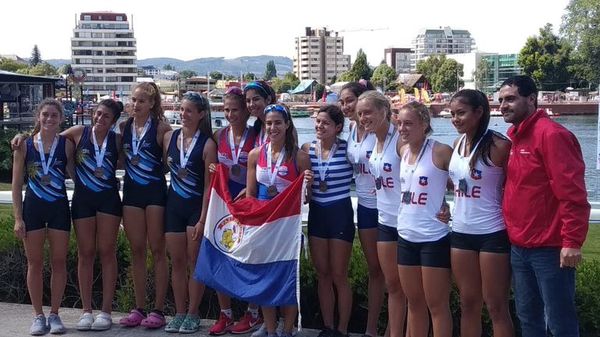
(289, 79), (317, 94)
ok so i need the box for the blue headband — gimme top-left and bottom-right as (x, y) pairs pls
(244, 82), (270, 100)
(264, 104), (289, 120)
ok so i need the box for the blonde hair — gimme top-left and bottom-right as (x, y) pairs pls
(357, 90), (391, 120)
(400, 101), (433, 136)
(32, 98), (64, 136)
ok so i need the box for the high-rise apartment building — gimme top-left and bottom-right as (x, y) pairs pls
(293, 27), (351, 84)
(412, 26), (475, 71)
(71, 12), (137, 100)
(384, 48), (413, 74)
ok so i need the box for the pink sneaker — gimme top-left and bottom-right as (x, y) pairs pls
(230, 311), (263, 334)
(209, 312), (234, 335)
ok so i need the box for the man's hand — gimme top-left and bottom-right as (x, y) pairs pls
(560, 247), (582, 268)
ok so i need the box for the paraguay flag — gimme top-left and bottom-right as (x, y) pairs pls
(194, 164), (304, 306)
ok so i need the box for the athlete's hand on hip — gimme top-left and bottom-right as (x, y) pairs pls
(560, 247), (582, 268)
(436, 203), (451, 224)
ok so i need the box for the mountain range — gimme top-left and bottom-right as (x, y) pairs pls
(46, 55), (293, 77)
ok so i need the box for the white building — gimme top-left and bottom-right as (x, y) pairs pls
(293, 27), (351, 84)
(412, 26), (476, 71)
(71, 12), (137, 100)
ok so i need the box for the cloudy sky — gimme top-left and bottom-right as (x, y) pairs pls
(1, 0), (570, 64)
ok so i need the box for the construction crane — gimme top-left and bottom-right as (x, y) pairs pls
(337, 27), (389, 33)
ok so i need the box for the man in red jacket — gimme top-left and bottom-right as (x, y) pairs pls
(499, 75), (589, 337)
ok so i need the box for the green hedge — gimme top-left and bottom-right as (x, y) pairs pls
(0, 213), (599, 337)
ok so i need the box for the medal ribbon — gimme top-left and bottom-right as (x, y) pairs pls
(371, 124), (396, 179)
(458, 130), (487, 180)
(228, 126), (249, 166)
(316, 140), (337, 182)
(131, 117), (151, 156)
(180, 129), (201, 169)
(401, 138), (430, 193)
(266, 143), (286, 187)
(36, 134), (59, 176)
(91, 126), (108, 169)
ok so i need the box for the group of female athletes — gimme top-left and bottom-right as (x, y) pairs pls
(12, 79), (513, 337)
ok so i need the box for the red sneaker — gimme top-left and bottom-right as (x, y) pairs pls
(209, 312), (234, 335)
(230, 311), (263, 334)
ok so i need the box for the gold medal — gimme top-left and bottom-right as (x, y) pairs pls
(267, 185), (278, 197)
(375, 177), (383, 190)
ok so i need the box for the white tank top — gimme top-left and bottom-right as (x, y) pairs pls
(448, 134), (506, 234)
(368, 124), (401, 228)
(397, 140), (450, 242)
(347, 122), (377, 208)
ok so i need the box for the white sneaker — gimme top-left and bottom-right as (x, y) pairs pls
(47, 313), (66, 334)
(30, 314), (47, 336)
(76, 312), (94, 331)
(91, 312), (112, 331)
(251, 323), (267, 337)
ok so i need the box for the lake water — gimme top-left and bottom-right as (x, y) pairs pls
(293, 115), (600, 201)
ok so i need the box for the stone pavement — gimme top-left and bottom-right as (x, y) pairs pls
(0, 302), (322, 337)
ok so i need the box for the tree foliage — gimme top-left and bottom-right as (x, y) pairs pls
(180, 70), (198, 79)
(271, 72), (300, 94)
(340, 49), (373, 82)
(560, 0), (600, 88)
(264, 60), (277, 81)
(209, 71), (223, 80)
(243, 73), (256, 82)
(30, 45), (41, 67)
(474, 58), (491, 92)
(59, 64), (73, 76)
(0, 58), (29, 72)
(371, 63), (397, 91)
(163, 64), (175, 71)
(416, 55), (463, 92)
(519, 23), (572, 91)
(14, 62), (57, 76)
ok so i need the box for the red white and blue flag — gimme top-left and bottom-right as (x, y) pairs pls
(194, 165), (303, 306)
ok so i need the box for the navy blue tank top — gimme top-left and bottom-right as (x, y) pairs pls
(166, 129), (209, 202)
(74, 126), (119, 193)
(24, 135), (68, 202)
(122, 117), (165, 186)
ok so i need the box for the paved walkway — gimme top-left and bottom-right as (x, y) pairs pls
(0, 302), (321, 337)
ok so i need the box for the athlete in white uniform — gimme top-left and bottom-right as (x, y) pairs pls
(357, 90), (407, 337)
(448, 89), (513, 337)
(340, 81), (384, 337)
(396, 101), (453, 337)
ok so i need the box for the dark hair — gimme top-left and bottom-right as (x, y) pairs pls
(183, 91), (213, 141)
(224, 88), (249, 123)
(32, 98), (64, 136)
(400, 101), (433, 136)
(97, 99), (124, 124)
(317, 104), (345, 135)
(264, 104), (297, 158)
(132, 82), (165, 120)
(450, 89), (494, 167)
(501, 75), (538, 108)
(341, 80), (375, 99)
(244, 81), (276, 134)
(358, 90), (392, 121)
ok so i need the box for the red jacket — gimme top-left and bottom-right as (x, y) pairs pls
(503, 109), (589, 249)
